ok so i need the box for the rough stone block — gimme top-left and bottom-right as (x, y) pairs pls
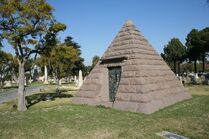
(113, 101), (139, 112)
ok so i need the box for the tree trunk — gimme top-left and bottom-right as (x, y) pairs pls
(202, 53), (205, 72)
(178, 62), (181, 76)
(56, 77), (61, 95)
(10, 73), (13, 86)
(173, 60), (177, 74)
(194, 60), (197, 74)
(17, 60), (27, 112)
(0, 73), (4, 87)
(0, 73), (3, 87)
(0, 79), (3, 88)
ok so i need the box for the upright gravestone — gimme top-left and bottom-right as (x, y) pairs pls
(4, 81), (12, 87)
(29, 77), (33, 84)
(74, 75), (78, 86)
(58, 79), (62, 86)
(24, 77), (27, 86)
(43, 65), (49, 84)
(78, 70), (83, 88)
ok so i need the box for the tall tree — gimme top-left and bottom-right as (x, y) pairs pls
(163, 38), (186, 74)
(70, 57), (84, 76)
(199, 27), (209, 72)
(202, 27), (209, 52)
(0, 51), (13, 87)
(186, 29), (201, 74)
(82, 65), (92, 77)
(38, 22), (66, 84)
(64, 36), (81, 52)
(0, 0), (65, 111)
(64, 36), (84, 76)
(50, 45), (78, 93)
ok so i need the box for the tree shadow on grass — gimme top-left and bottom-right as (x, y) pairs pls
(26, 90), (73, 108)
(2, 86), (18, 89)
(0, 86), (18, 91)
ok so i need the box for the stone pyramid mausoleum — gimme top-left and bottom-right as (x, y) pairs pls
(72, 20), (192, 114)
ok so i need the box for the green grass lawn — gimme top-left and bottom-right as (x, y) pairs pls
(0, 85), (209, 139)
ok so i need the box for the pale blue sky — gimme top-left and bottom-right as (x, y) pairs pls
(3, 0), (209, 65)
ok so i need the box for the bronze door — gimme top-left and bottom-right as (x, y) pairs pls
(108, 67), (121, 102)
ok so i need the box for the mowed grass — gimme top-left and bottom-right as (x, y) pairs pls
(0, 85), (209, 139)
(186, 84), (209, 96)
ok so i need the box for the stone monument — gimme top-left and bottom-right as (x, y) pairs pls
(78, 70), (83, 88)
(72, 20), (192, 114)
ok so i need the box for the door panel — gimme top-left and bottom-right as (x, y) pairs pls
(108, 67), (121, 102)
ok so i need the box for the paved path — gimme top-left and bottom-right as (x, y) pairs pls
(0, 85), (47, 104)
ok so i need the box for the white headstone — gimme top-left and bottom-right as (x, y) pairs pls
(43, 65), (49, 84)
(195, 73), (199, 79)
(59, 79), (62, 86)
(78, 70), (83, 88)
(24, 77), (27, 86)
(29, 77), (33, 84)
(38, 76), (44, 82)
(4, 81), (12, 87)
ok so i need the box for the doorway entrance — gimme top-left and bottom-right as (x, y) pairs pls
(108, 67), (121, 102)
